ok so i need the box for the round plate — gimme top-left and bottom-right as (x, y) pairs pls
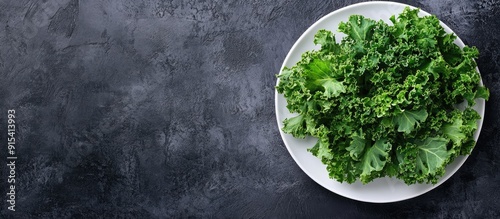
(275, 1), (485, 203)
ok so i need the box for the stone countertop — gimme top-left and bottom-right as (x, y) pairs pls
(1, 0), (499, 218)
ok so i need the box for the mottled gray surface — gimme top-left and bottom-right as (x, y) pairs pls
(0, 0), (499, 218)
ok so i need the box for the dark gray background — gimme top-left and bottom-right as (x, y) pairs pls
(1, 0), (499, 218)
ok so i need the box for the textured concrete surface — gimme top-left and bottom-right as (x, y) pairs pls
(0, 0), (499, 218)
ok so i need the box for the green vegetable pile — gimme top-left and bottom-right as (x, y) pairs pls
(276, 8), (489, 185)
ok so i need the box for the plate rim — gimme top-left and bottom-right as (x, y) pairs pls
(274, 1), (485, 203)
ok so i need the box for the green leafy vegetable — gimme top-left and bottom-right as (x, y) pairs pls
(442, 117), (466, 146)
(276, 7), (489, 184)
(359, 139), (392, 183)
(393, 110), (428, 134)
(415, 138), (449, 179)
(346, 133), (366, 161)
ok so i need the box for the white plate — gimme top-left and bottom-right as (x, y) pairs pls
(275, 1), (485, 203)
